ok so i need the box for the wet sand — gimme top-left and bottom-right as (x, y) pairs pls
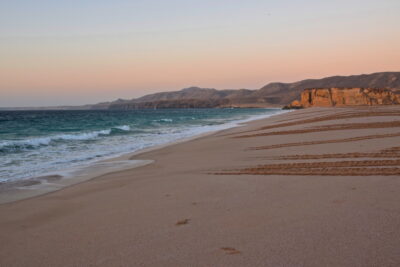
(1, 106), (400, 266)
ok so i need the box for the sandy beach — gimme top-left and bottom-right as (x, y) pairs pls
(1, 106), (400, 266)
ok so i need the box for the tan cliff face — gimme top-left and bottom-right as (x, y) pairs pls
(288, 88), (400, 108)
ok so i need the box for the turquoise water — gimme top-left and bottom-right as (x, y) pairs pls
(0, 108), (283, 182)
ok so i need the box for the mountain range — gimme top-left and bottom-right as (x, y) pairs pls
(98, 72), (400, 109)
(2, 72), (400, 110)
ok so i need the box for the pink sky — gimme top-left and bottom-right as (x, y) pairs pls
(1, 0), (399, 107)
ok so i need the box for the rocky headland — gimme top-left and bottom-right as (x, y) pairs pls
(102, 72), (400, 109)
(1, 72), (399, 110)
(287, 88), (400, 108)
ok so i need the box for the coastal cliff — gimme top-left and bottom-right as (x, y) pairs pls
(97, 72), (400, 110)
(3, 72), (400, 110)
(287, 88), (400, 108)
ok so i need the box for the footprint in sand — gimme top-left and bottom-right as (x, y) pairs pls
(332, 199), (346, 204)
(175, 219), (190, 226)
(220, 247), (241, 255)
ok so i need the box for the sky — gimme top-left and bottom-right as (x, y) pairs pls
(0, 0), (399, 107)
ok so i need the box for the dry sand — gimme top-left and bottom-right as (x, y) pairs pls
(1, 106), (400, 266)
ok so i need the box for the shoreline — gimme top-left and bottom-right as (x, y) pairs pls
(1, 106), (400, 266)
(0, 109), (288, 204)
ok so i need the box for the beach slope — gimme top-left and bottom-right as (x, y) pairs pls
(1, 106), (400, 266)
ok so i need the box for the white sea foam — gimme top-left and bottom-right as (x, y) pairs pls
(55, 129), (112, 141)
(0, 137), (52, 150)
(113, 125), (130, 131)
(154, 118), (173, 122)
(0, 109), (287, 183)
(0, 128), (115, 151)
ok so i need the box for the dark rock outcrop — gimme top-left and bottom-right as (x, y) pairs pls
(258, 72), (400, 105)
(287, 88), (400, 108)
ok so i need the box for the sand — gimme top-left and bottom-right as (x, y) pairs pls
(1, 106), (400, 266)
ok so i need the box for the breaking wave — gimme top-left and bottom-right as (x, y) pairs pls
(0, 125), (131, 153)
(0, 109), (284, 182)
(153, 118), (173, 122)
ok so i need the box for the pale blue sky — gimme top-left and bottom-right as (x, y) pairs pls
(1, 0), (399, 106)
(2, 0), (398, 37)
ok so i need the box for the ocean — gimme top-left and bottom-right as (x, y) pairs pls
(0, 108), (283, 183)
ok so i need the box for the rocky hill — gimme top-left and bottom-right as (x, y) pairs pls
(99, 72), (400, 109)
(4, 72), (398, 110)
(287, 88), (400, 108)
(255, 72), (400, 104)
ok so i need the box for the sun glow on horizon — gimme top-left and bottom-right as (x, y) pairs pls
(1, 0), (399, 107)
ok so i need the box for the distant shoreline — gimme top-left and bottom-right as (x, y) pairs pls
(0, 106), (282, 111)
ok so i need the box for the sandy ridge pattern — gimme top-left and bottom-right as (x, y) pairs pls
(216, 107), (400, 178)
(249, 132), (400, 150)
(274, 152), (400, 160)
(236, 121), (400, 138)
(270, 146), (400, 160)
(214, 159), (400, 176)
(230, 110), (400, 137)
(215, 167), (400, 176)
